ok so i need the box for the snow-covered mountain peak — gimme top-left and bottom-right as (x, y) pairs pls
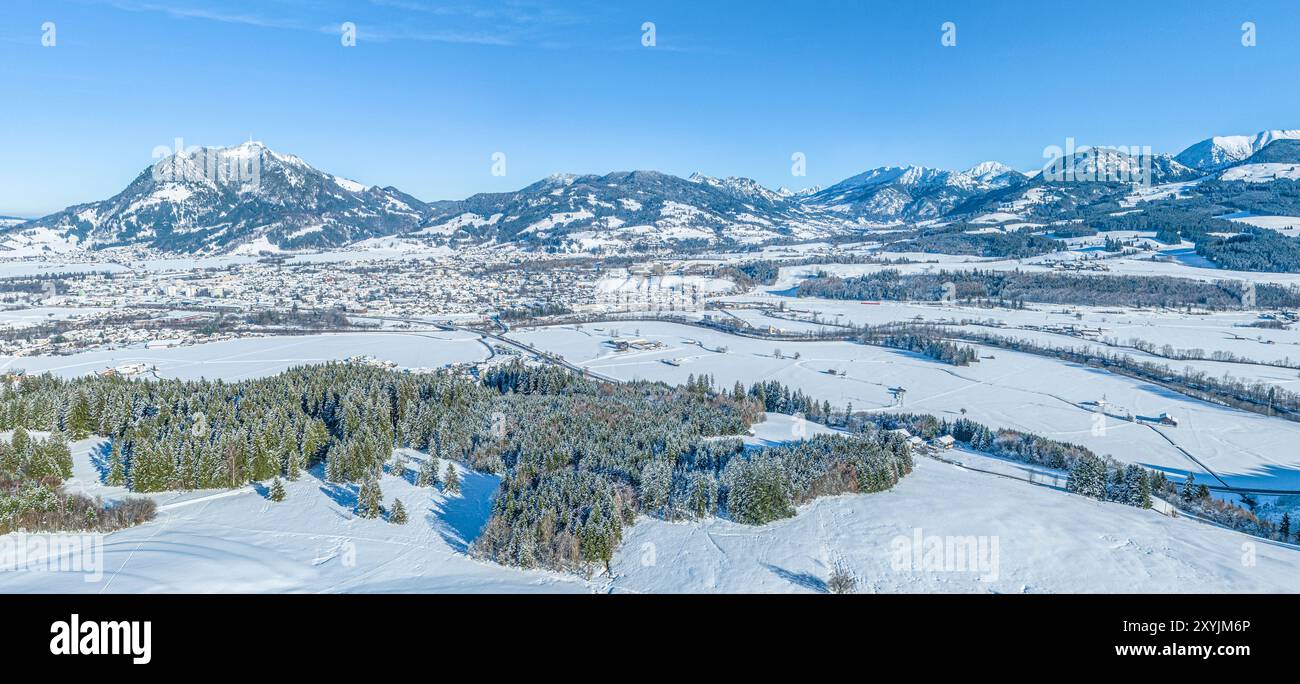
(1175, 129), (1300, 171)
(833, 165), (955, 190)
(19, 142), (427, 253)
(964, 161), (1013, 180)
(688, 173), (789, 204)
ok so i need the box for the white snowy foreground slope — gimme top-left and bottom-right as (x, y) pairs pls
(1, 443), (587, 593)
(614, 457), (1298, 593)
(1, 431), (1296, 593)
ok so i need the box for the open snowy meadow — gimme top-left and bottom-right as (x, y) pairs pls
(511, 320), (1300, 492)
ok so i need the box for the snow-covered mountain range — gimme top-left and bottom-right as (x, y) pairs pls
(4, 128), (1299, 255)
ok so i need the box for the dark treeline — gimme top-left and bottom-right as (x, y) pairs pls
(1, 427), (156, 534)
(498, 302), (574, 321)
(686, 312), (979, 366)
(716, 254), (900, 288)
(742, 378), (834, 422)
(1047, 225), (1099, 238)
(1197, 229), (1300, 273)
(795, 269), (1300, 310)
(859, 412), (1150, 503)
(855, 323), (980, 365)
(1087, 204), (1239, 241)
(1194, 179), (1300, 224)
(717, 261), (781, 287)
(244, 306), (353, 329)
(882, 225), (1065, 258)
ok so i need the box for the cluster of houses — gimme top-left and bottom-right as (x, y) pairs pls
(94, 362), (154, 378)
(1260, 310), (1300, 324)
(1027, 323), (1106, 339)
(342, 356), (494, 380)
(344, 355), (399, 370)
(887, 427), (956, 454)
(1051, 260), (1111, 272)
(604, 338), (665, 352)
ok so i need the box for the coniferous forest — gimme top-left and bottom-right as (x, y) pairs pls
(0, 361), (912, 574)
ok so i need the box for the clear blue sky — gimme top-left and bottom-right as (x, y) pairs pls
(2, 0), (1299, 216)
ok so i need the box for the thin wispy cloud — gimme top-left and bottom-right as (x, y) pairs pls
(91, 0), (595, 48)
(104, 0), (309, 30)
(319, 24), (515, 47)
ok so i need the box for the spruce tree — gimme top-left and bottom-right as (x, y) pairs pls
(11, 427), (29, 456)
(389, 498), (408, 524)
(390, 451), (406, 479)
(269, 477), (286, 502)
(1066, 454), (1108, 500)
(356, 477), (383, 519)
(416, 457), (440, 488)
(66, 391), (94, 440)
(286, 449), (303, 481)
(1124, 465), (1152, 509)
(106, 442), (125, 487)
(443, 462), (461, 494)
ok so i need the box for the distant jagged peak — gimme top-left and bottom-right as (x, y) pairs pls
(1175, 128), (1300, 171)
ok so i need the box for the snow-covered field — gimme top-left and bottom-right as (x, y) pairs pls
(512, 321), (1300, 491)
(1223, 212), (1300, 236)
(2, 331), (490, 381)
(720, 295), (1300, 372)
(766, 250), (1300, 290)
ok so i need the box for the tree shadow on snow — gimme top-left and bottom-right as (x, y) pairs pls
(400, 467), (418, 486)
(428, 469), (502, 552)
(89, 440), (112, 483)
(763, 563), (828, 593)
(319, 481), (359, 510)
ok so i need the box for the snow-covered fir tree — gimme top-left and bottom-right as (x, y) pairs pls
(389, 498), (408, 525)
(443, 462), (461, 495)
(269, 477), (286, 502)
(356, 477), (383, 519)
(416, 457), (440, 488)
